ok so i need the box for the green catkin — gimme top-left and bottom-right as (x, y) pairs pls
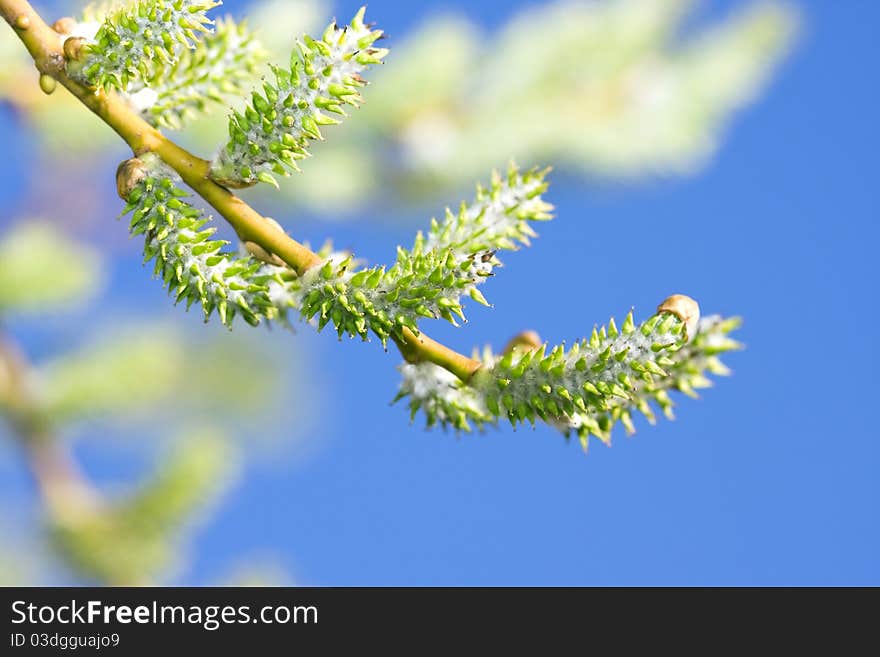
(210, 7), (388, 188)
(120, 155), (291, 327)
(68, 0), (221, 92)
(397, 313), (742, 449)
(281, 164), (554, 344)
(131, 16), (266, 129)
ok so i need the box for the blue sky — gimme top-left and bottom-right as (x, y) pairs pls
(1, 0), (877, 585)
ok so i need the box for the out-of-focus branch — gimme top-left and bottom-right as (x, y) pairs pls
(0, 333), (99, 522)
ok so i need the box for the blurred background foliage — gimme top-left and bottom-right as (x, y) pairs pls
(0, 221), (308, 584)
(0, 0), (796, 215)
(0, 0), (797, 585)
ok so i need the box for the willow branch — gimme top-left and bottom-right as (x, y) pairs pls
(0, 0), (481, 380)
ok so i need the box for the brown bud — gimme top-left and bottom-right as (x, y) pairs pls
(244, 241), (285, 267)
(502, 330), (543, 356)
(63, 36), (86, 61)
(116, 158), (147, 201)
(657, 294), (700, 341)
(52, 17), (77, 35)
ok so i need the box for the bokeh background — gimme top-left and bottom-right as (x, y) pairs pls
(0, 0), (877, 585)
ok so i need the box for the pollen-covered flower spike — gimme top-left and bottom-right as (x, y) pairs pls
(283, 164), (552, 344)
(395, 298), (742, 452)
(66, 0), (221, 92)
(209, 7), (387, 189)
(130, 16), (265, 129)
(477, 304), (695, 438)
(559, 313), (743, 450)
(416, 165), (553, 257)
(117, 154), (294, 327)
